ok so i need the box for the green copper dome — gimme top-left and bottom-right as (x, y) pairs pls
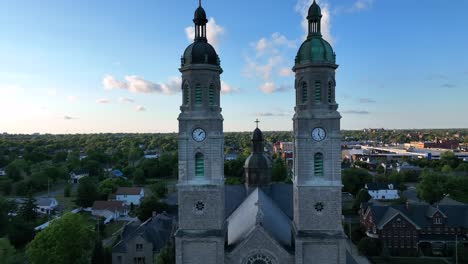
(182, 42), (220, 67)
(295, 37), (335, 65)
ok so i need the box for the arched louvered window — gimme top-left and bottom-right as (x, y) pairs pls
(195, 153), (204, 178)
(315, 81), (321, 103)
(314, 152), (324, 177)
(301, 82), (308, 104)
(327, 81), (333, 103)
(195, 84), (202, 105)
(208, 84), (215, 106)
(183, 84), (190, 105)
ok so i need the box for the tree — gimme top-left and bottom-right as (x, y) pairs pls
(155, 244), (175, 264)
(440, 151), (460, 169)
(91, 239), (111, 264)
(97, 178), (131, 199)
(353, 189), (371, 210)
(137, 196), (169, 221)
(150, 181), (168, 198)
(19, 195), (38, 222)
(342, 168), (373, 195)
(0, 198), (16, 237)
(133, 168), (146, 185)
(27, 213), (96, 264)
(417, 170), (447, 204)
(272, 158), (287, 182)
(376, 165), (385, 175)
(8, 219), (35, 248)
(76, 177), (99, 208)
(357, 237), (382, 256)
(0, 238), (25, 264)
(64, 184), (72, 197)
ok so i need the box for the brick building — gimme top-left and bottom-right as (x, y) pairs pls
(360, 197), (468, 255)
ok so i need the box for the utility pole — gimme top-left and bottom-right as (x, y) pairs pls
(455, 234), (458, 264)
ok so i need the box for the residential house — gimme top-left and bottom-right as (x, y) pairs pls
(360, 197), (468, 255)
(144, 149), (160, 159)
(69, 169), (89, 183)
(365, 182), (400, 200)
(112, 212), (174, 264)
(116, 187), (145, 206)
(92, 200), (129, 224)
(0, 168), (5, 177)
(36, 197), (59, 215)
(396, 162), (422, 176)
(225, 153), (238, 161)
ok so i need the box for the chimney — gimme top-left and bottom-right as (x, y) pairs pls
(152, 211), (157, 217)
(406, 201), (410, 211)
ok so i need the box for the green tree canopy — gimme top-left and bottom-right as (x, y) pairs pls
(272, 158), (288, 182)
(26, 213), (96, 264)
(417, 170), (448, 204)
(342, 168), (373, 195)
(76, 177), (99, 207)
(137, 196), (169, 221)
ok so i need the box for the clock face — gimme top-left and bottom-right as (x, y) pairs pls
(311, 127), (326, 142)
(192, 128), (206, 142)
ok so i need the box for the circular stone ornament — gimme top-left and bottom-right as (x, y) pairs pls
(314, 202), (325, 212)
(246, 253), (274, 264)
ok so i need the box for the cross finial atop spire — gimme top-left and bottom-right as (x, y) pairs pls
(255, 119), (260, 128)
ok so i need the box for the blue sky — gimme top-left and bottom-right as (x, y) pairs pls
(1, 0), (467, 134)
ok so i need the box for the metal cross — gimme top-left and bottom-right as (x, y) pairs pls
(255, 119), (260, 128)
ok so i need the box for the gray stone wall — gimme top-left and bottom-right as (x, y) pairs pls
(176, 236), (224, 264)
(295, 237), (346, 264)
(226, 227), (294, 264)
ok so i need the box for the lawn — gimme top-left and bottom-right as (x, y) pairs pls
(54, 192), (76, 211)
(370, 257), (449, 264)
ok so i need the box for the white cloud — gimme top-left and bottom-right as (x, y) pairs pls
(64, 116), (77, 120)
(135, 105), (146, 112)
(97, 98), (111, 104)
(295, 0), (334, 44)
(350, 0), (374, 12)
(185, 17), (225, 50)
(255, 112), (288, 117)
(118, 97), (134, 103)
(221, 81), (239, 94)
(47, 89), (57, 96)
(259, 82), (291, 94)
(359, 98), (376, 103)
(342, 110), (370, 115)
(67, 96), (78, 102)
(279, 67), (293, 77)
(103, 75), (181, 95)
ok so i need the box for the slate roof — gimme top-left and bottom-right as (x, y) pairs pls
(366, 201), (468, 230)
(36, 197), (58, 207)
(226, 188), (293, 249)
(112, 169), (124, 177)
(116, 187), (142, 195)
(113, 212), (174, 254)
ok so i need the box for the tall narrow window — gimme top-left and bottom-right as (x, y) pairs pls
(195, 84), (202, 105)
(315, 81), (321, 103)
(183, 84), (190, 105)
(314, 152), (324, 177)
(208, 84), (215, 106)
(301, 82), (308, 103)
(327, 81), (332, 103)
(195, 153), (204, 178)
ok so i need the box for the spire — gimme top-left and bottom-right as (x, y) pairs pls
(193, 1), (208, 42)
(307, 0), (323, 38)
(252, 123), (264, 153)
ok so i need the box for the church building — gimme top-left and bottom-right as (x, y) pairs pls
(175, 1), (351, 263)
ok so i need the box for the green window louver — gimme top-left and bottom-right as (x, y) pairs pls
(314, 152), (324, 177)
(195, 84), (202, 105)
(315, 81), (321, 103)
(183, 84), (190, 105)
(327, 82), (332, 103)
(195, 153), (204, 177)
(302, 82), (308, 103)
(209, 84), (215, 106)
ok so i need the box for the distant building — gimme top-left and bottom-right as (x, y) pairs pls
(112, 212), (174, 264)
(360, 197), (468, 255)
(36, 197), (59, 215)
(92, 200), (129, 224)
(0, 168), (5, 177)
(365, 182), (399, 200)
(396, 162), (422, 175)
(111, 169), (125, 178)
(115, 187), (145, 206)
(144, 149), (160, 159)
(408, 139), (459, 150)
(225, 153), (238, 161)
(69, 169), (89, 183)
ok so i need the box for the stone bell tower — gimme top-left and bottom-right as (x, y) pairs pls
(292, 1), (346, 263)
(175, 1), (225, 263)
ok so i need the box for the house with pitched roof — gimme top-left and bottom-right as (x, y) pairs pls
(112, 212), (174, 264)
(360, 197), (468, 255)
(92, 200), (129, 224)
(365, 182), (400, 200)
(115, 187), (145, 206)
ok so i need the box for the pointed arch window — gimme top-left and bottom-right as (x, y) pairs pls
(195, 153), (204, 178)
(301, 82), (308, 104)
(314, 152), (324, 177)
(315, 81), (321, 103)
(327, 81), (333, 103)
(195, 84), (202, 105)
(208, 84), (215, 106)
(183, 84), (190, 105)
